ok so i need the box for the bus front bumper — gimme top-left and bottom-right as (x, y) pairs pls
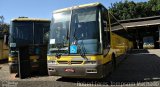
(48, 64), (104, 79)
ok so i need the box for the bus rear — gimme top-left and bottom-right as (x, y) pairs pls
(9, 17), (50, 73)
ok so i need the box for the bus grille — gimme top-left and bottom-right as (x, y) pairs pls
(57, 61), (83, 64)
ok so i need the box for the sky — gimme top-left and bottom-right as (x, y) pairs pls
(1, 0), (148, 23)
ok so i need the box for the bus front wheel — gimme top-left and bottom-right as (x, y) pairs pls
(111, 53), (116, 71)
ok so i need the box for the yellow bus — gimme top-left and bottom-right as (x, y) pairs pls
(9, 17), (50, 73)
(143, 36), (154, 49)
(47, 2), (133, 78)
(0, 33), (9, 61)
(0, 16), (9, 62)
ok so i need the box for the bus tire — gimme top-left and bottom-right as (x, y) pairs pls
(111, 53), (116, 70)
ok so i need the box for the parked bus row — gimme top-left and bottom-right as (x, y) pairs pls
(1, 2), (134, 79)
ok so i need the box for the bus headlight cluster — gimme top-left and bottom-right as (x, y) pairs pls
(84, 61), (97, 65)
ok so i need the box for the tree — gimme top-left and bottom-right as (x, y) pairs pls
(1, 24), (9, 34)
(109, 0), (160, 20)
(148, 0), (160, 14)
(0, 16), (9, 38)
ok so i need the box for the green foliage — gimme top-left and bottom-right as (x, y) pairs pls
(109, 0), (160, 20)
(0, 23), (9, 38)
(149, 0), (160, 11)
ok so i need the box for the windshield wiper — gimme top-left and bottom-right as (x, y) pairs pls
(72, 24), (88, 60)
(54, 36), (69, 58)
(77, 40), (88, 60)
(54, 43), (63, 58)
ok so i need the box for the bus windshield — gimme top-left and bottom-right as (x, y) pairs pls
(49, 7), (100, 55)
(49, 11), (71, 54)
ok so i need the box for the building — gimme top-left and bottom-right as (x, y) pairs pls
(120, 16), (160, 49)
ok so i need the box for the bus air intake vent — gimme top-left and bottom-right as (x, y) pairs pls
(57, 61), (83, 64)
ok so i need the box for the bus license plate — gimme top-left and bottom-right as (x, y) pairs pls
(65, 68), (75, 72)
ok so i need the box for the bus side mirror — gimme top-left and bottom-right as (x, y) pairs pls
(4, 34), (9, 45)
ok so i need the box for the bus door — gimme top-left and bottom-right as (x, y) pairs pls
(18, 46), (31, 79)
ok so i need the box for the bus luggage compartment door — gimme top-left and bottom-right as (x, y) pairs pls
(38, 45), (48, 75)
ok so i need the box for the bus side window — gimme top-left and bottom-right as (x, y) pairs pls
(102, 8), (110, 49)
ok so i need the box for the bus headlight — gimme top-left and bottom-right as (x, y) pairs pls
(84, 61), (97, 65)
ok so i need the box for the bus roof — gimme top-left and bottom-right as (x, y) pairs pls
(53, 2), (102, 13)
(11, 17), (50, 22)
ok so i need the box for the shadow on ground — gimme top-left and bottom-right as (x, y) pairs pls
(57, 49), (160, 85)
